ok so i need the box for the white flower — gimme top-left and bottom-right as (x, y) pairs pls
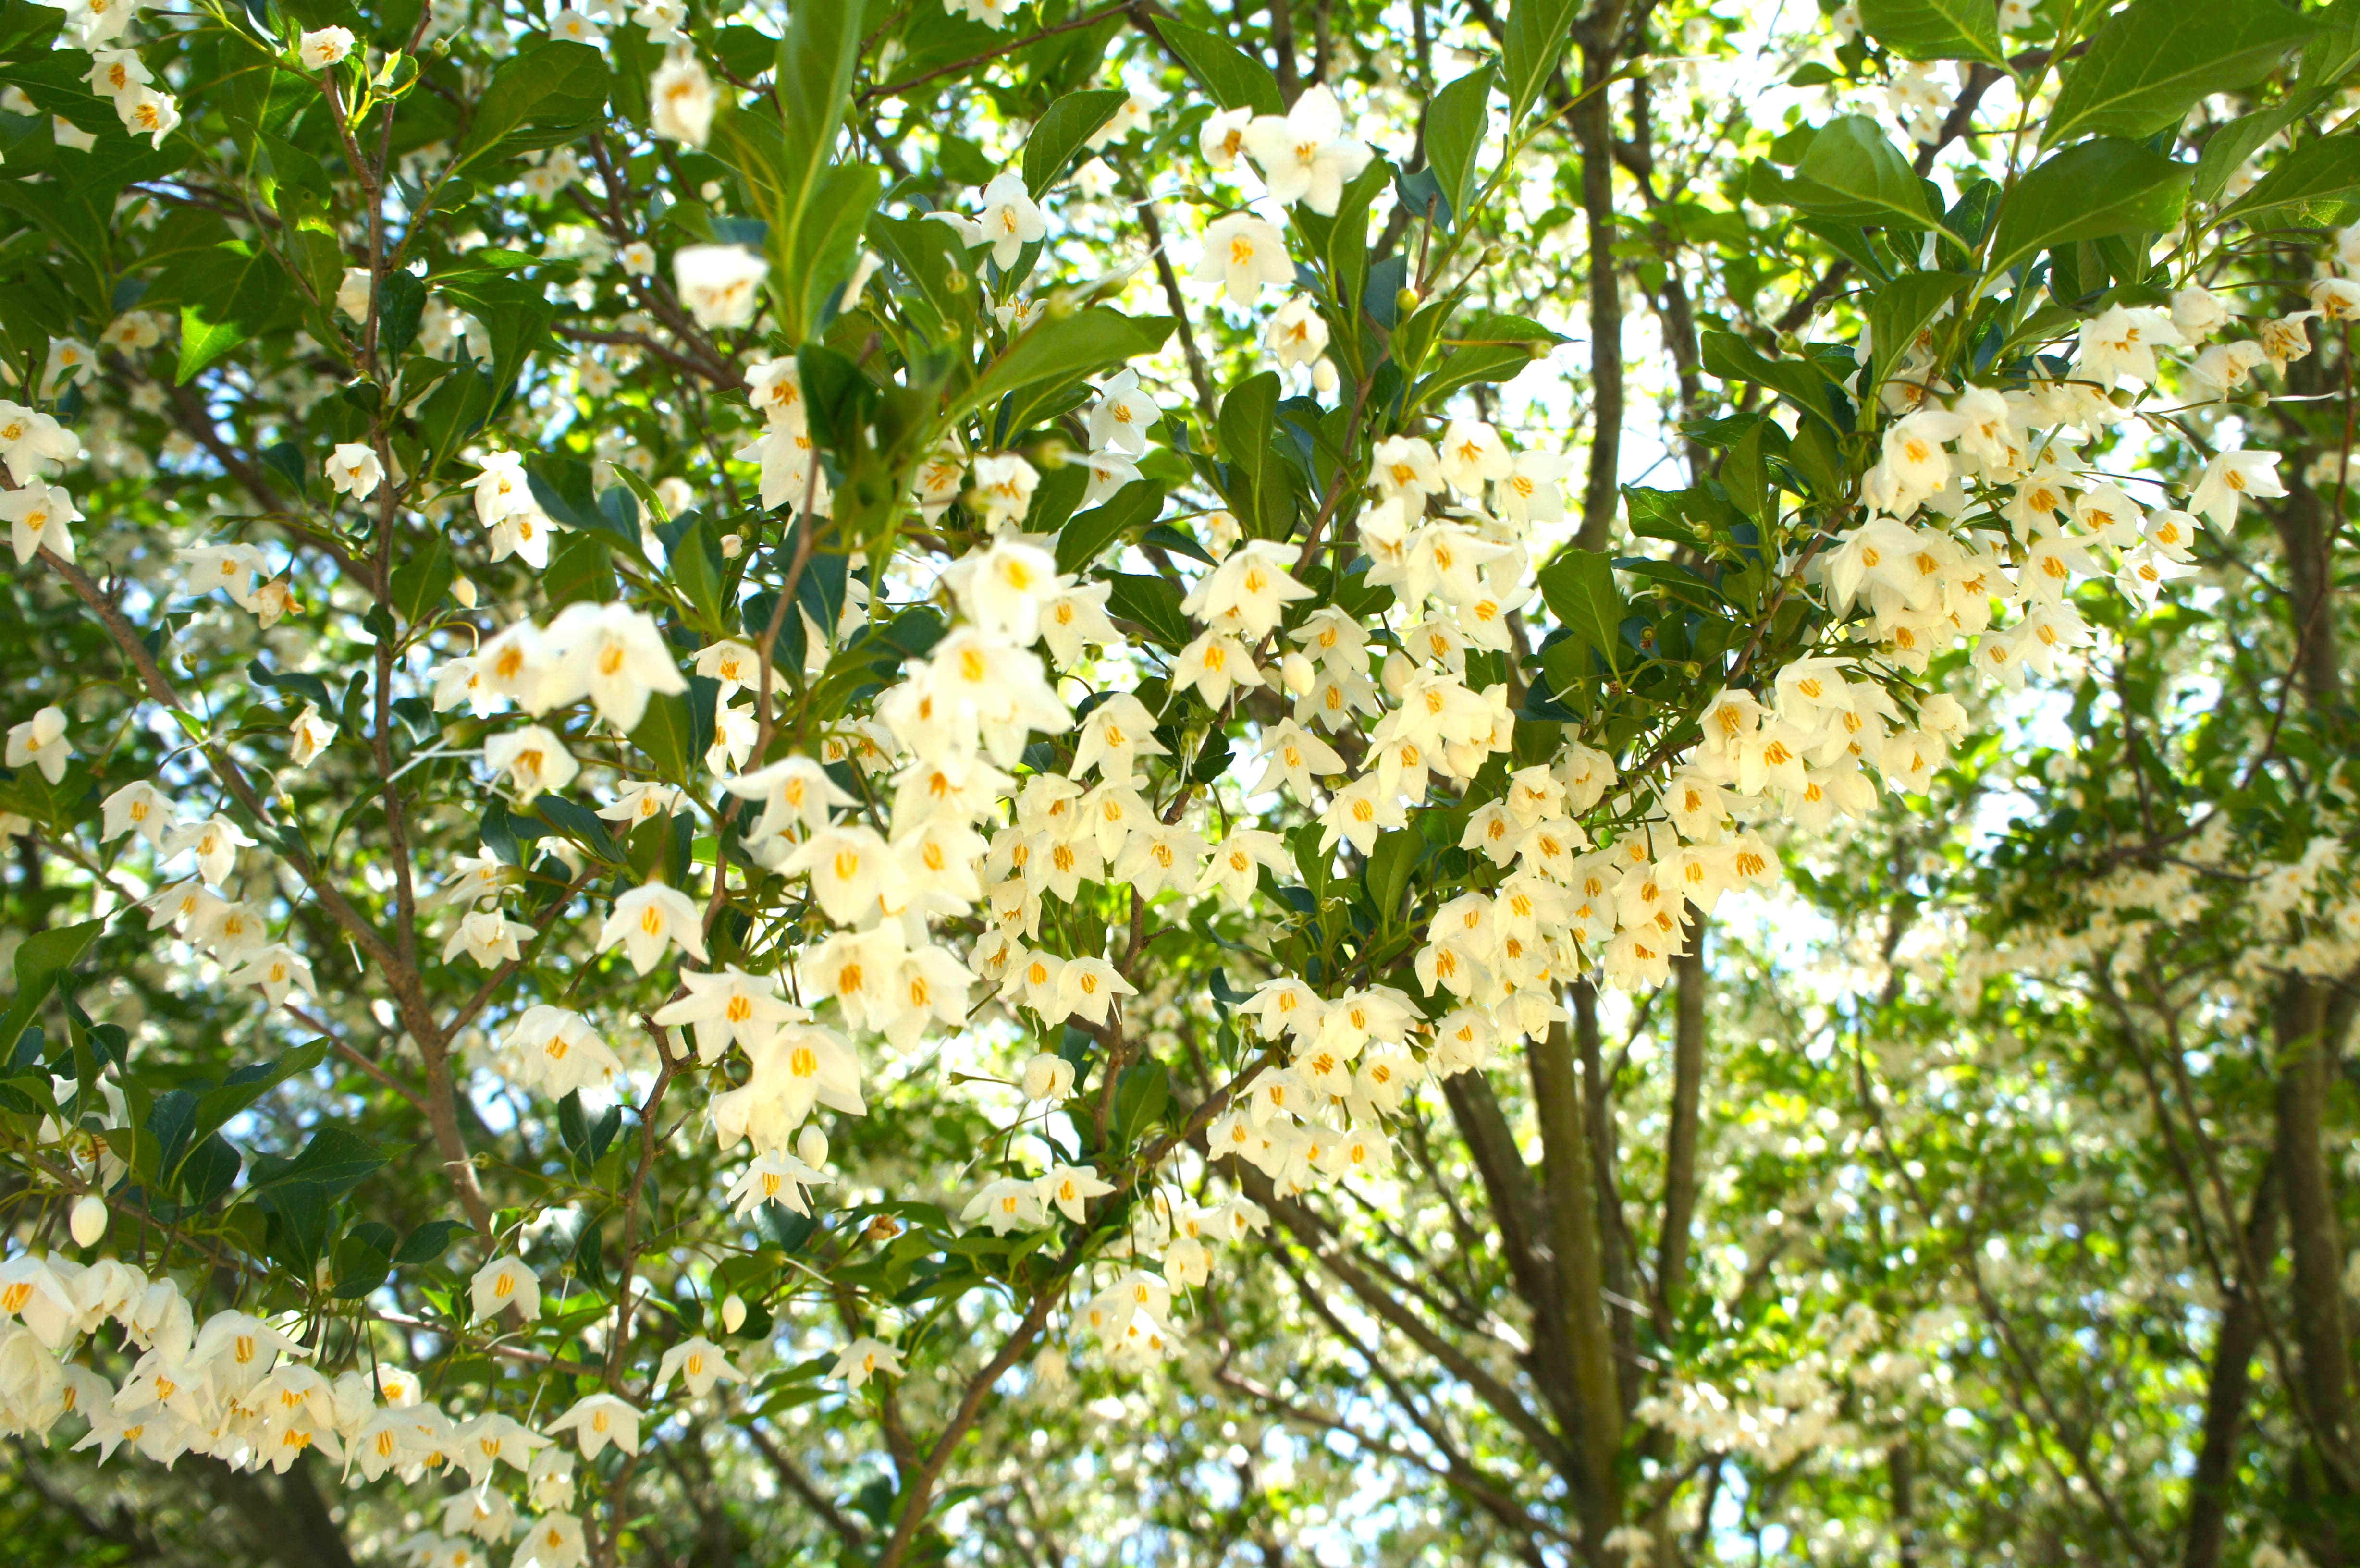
(939, 535), (1062, 642)
(83, 49), (149, 100)
(651, 965), (803, 1063)
(2, 480), (79, 565)
(830, 1337), (903, 1389)
(298, 26), (355, 69)
(484, 725), (579, 799)
(2189, 449), (2286, 530)
(1266, 296), (1329, 368)
(100, 779), (175, 845)
(1194, 214), (1293, 303)
(673, 245), (769, 329)
(443, 907), (536, 968)
(116, 86), (178, 148)
(325, 442), (382, 501)
(223, 943), (317, 1005)
(1201, 106), (1253, 170)
(962, 1176), (1049, 1234)
(1086, 368), (1157, 454)
(6, 705), (72, 784)
(552, 8), (604, 44)
(1437, 419), (1511, 493)
(1038, 1162), (1113, 1222)
(654, 1336), (745, 1398)
(469, 1255), (542, 1322)
(1020, 1051), (1075, 1101)
(543, 1394), (640, 1459)
(1239, 86), (1373, 215)
(288, 703), (337, 767)
(969, 453), (1042, 529)
(164, 812), (254, 885)
(543, 600), (688, 730)
(597, 878), (708, 975)
(650, 51), (715, 147)
(970, 171), (1047, 270)
(621, 240), (656, 276)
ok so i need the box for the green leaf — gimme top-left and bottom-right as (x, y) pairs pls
(391, 534), (455, 625)
(2045, 0), (2317, 147)
(0, 918), (101, 1057)
(1857, 0), (2005, 66)
(2195, 106), (2301, 206)
(1699, 331), (1849, 434)
(1057, 482), (1165, 576)
(1217, 370), (1282, 506)
(1112, 1059), (1170, 1145)
(453, 40), (611, 170)
(1536, 548), (1624, 674)
(2225, 132), (2360, 224)
(1985, 139), (2192, 278)
(247, 1126), (386, 1201)
(632, 688), (696, 783)
(1425, 65), (1496, 225)
(332, 1225), (394, 1299)
(1103, 572), (1192, 650)
(1502, 0), (1580, 123)
(177, 241), (288, 384)
(393, 1218), (471, 1266)
(1757, 116), (1936, 231)
(1408, 311), (1561, 411)
(1868, 270), (1967, 397)
(1022, 89), (1127, 198)
(171, 1040), (330, 1187)
(1364, 830), (1426, 928)
(956, 308), (1175, 425)
(1156, 21), (1284, 115)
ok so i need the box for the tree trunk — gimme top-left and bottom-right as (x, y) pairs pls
(2182, 1170), (2281, 1568)
(1531, 1016), (1626, 1551)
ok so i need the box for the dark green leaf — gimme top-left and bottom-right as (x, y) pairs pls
(1057, 482), (1165, 575)
(1425, 65), (1496, 225)
(2226, 132), (2360, 224)
(454, 41), (611, 170)
(2046, 0), (2317, 147)
(1103, 572), (1192, 649)
(1536, 548), (1624, 674)
(1502, 0), (1580, 123)
(1022, 89), (1127, 198)
(1986, 139), (2192, 278)
(1858, 0), (2005, 66)
(1157, 21), (1285, 115)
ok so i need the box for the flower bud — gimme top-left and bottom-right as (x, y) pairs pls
(721, 1293), (747, 1334)
(795, 1124), (828, 1169)
(1380, 650), (1413, 698)
(1311, 357), (1339, 395)
(69, 1194), (106, 1249)
(1032, 1347), (1069, 1391)
(452, 575), (478, 609)
(1395, 287), (1422, 318)
(720, 532), (744, 558)
(1280, 652), (1317, 696)
(1021, 1051), (1076, 1102)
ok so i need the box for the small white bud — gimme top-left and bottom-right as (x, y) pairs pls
(795, 1124), (828, 1168)
(1280, 652), (1316, 696)
(1312, 357), (1339, 394)
(719, 533), (744, 559)
(1380, 650), (1413, 698)
(452, 575), (478, 609)
(69, 1194), (107, 1249)
(721, 1293), (747, 1334)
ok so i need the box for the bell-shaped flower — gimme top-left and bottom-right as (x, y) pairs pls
(654, 1335), (745, 1399)
(1240, 86), (1374, 215)
(651, 964), (803, 1063)
(830, 1336), (902, 1389)
(542, 1393), (640, 1459)
(596, 878), (708, 975)
(1193, 214), (1292, 302)
(544, 601), (687, 731)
